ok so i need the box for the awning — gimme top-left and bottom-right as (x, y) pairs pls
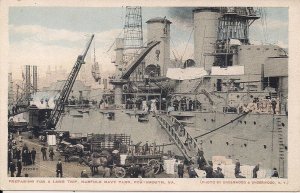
(166, 67), (208, 80)
(211, 66), (244, 76)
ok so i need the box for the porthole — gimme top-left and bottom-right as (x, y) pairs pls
(211, 119), (214, 122)
(226, 142), (229, 146)
(210, 140), (212, 144)
(239, 121), (242, 124)
(244, 121), (247, 124)
(237, 95), (240, 98)
(250, 95), (253, 98)
(282, 123), (285, 127)
(254, 121), (256, 125)
(263, 145), (267, 149)
(204, 119), (206, 122)
(244, 144), (247, 147)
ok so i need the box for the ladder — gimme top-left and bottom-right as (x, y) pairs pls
(155, 113), (202, 162)
(275, 117), (285, 178)
(201, 89), (214, 105)
(192, 78), (203, 93)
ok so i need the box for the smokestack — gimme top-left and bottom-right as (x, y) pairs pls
(193, 8), (220, 71)
(25, 65), (31, 99)
(32, 65), (37, 93)
(145, 17), (171, 76)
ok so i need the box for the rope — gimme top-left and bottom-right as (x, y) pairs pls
(194, 112), (249, 139)
(181, 27), (194, 60)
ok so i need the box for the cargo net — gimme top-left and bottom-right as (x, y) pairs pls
(87, 134), (131, 152)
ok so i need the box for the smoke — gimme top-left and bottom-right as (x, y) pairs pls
(168, 7), (196, 27)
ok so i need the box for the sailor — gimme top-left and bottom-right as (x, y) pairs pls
(31, 147), (36, 164)
(9, 161), (16, 177)
(139, 164), (146, 178)
(197, 150), (207, 170)
(271, 98), (277, 114)
(234, 161), (245, 178)
(49, 149), (55, 161)
(16, 147), (21, 160)
(188, 166), (198, 178)
(271, 168), (279, 178)
(188, 99), (193, 111)
(16, 159), (22, 177)
(173, 98), (179, 111)
(56, 159), (63, 177)
(22, 149), (28, 166)
(205, 161), (214, 178)
(177, 161), (184, 178)
(213, 167), (224, 178)
(128, 164), (136, 178)
(27, 149), (32, 165)
(41, 145), (47, 161)
(144, 141), (149, 154)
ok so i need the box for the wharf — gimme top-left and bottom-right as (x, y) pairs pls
(8, 132), (180, 178)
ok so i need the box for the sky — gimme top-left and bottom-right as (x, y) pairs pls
(8, 7), (288, 79)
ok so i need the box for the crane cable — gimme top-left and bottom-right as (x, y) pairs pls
(181, 27), (194, 61)
(194, 111), (249, 139)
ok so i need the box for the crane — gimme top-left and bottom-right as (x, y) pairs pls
(44, 34), (94, 130)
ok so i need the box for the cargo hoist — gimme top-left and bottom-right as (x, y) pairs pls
(44, 34), (94, 130)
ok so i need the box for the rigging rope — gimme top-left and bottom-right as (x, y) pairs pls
(181, 27), (194, 60)
(194, 112), (249, 139)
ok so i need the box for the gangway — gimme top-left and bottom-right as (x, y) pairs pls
(155, 113), (202, 162)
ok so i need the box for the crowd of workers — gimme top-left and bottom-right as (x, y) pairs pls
(7, 133), (36, 177)
(8, 130), (281, 178)
(8, 132), (66, 178)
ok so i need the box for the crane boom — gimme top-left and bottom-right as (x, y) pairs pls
(45, 34), (94, 130)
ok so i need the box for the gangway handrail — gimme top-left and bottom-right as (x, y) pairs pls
(168, 115), (203, 153)
(156, 114), (191, 160)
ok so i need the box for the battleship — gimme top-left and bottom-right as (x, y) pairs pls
(7, 7), (288, 179)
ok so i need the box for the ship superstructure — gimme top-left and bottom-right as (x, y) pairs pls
(109, 7), (288, 177)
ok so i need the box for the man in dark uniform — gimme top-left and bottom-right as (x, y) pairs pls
(9, 161), (16, 177)
(177, 161), (184, 178)
(271, 98), (277, 114)
(31, 148), (36, 164)
(16, 159), (22, 177)
(16, 147), (21, 160)
(56, 159), (63, 177)
(188, 166), (198, 178)
(41, 145), (47, 161)
(144, 141), (149, 154)
(271, 168), (279, 178)
(213, 167), (224, 178)
(205, 161), (214, 178)
(139, 164), (146, 178)
(235, 161), (245, 178)
(128, 164), (135, 178)
(133, 164), (140, 178)
(197, 151), (207, 170)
